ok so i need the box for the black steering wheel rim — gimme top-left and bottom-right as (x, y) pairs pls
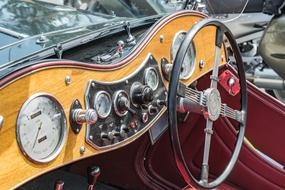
(168, 18), (247, 189)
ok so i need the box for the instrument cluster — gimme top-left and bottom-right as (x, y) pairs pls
(14, 54), (168, 162)
(83, 54), (167, 148)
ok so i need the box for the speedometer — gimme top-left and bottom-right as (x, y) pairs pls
(171, 31), (196, 80)
(16, 93), (66, 163)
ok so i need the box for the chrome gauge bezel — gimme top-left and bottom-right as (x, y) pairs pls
(143, 67), (159, 90)
(113, 90), (130, 117)
(171, 30), (196, 80)
(16, 93), (67, 163)
(94, 91), (112, 119)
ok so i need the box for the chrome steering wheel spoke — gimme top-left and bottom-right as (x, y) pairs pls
(200, 119), (214, 184)
(210, 27), (223, 89)
(221, 104), (244, 123)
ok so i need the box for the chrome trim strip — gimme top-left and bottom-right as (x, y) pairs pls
(0, 26), (28, 39)
(0, 115), (3, 130)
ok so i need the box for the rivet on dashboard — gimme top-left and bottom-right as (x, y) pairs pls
(199, 60), (205, 69)
(89, 135), (93, 140)
(160, 35), (165, 43)
(125, 80), (129, 85)
(80, 146), (85, 154)
(65, 75), (71, 85)
(91, 82), (95, 87)
(0, 115), (3, 130)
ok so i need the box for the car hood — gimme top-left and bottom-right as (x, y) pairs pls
(0, 0), (134, 71)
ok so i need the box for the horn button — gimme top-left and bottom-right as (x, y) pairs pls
(204, 88), (221, 121)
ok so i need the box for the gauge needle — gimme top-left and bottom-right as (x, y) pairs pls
(32, 122), (42, 149)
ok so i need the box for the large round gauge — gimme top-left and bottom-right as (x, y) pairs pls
(16, 93), (67, 163)
(171, 31), (196, 80)
(144, 67), (159, 90)
(94, 91), (112, 119)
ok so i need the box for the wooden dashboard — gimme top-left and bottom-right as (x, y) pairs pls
(0, 11), (226, 189)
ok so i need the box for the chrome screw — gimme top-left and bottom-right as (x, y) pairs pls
(65, 75), (71, 85)
(160, 35), (165, 43)
(80, 146), (85, 154)
(199, 60), (205, 69)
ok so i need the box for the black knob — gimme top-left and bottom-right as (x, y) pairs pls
(132, 84), (154, 105)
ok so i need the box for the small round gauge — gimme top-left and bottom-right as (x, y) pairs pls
(16, 93), (67, 163)
(171, 31), (196, 80)
(94, 91), (112, 119)
(144, 67), (159, 90)
(113, 90), (130, 117)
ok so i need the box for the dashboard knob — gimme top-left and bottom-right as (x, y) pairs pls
(85, 109), (98, 125)
(111, 130), (121, 137)
(148, 105), (159, 115)
(118, 96), (129, 112)
(100, 132), (109, 139)
(131, 83), (154, 105)
(156, 99), (166, 106)
(120, 124), (129, 138)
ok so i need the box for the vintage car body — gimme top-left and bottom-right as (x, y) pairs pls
(0, 1), (285, 190)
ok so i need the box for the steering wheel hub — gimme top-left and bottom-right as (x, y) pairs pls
(205, 88), (221, 121)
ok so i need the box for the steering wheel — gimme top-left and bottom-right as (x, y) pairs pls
(168, 19), (247, 189)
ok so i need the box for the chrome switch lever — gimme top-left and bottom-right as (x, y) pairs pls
(54, 180), (64, 190)
(87, 166), (101, 190)
(96, 40), (125, 63)
(123, 21), (136, 45)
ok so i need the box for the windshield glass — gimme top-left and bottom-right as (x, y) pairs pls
(64, 0), (250, 19)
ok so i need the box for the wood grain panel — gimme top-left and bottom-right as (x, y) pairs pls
(0, 11), (226, 189)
